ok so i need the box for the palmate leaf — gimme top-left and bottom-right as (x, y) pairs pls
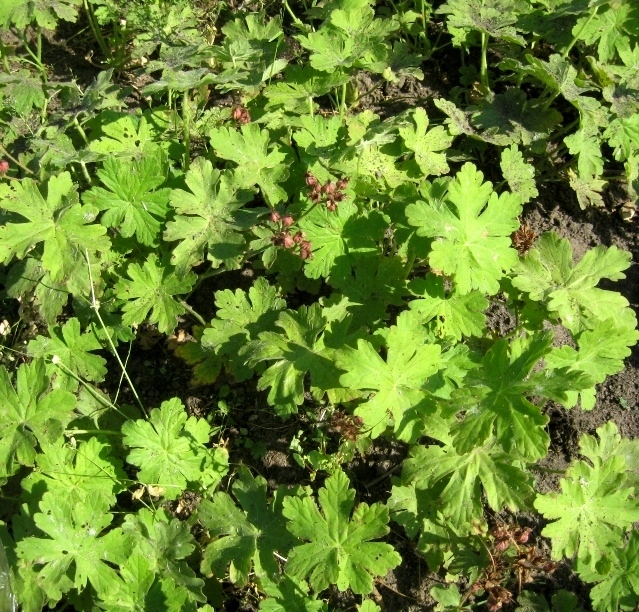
(115, 254), (196, 334)
(264, 65), (349, 112)
(83, 147), (171, 247)
(519, 54), (594, 102)
(164, 160), (256, 274)
(500, 145), (538, 203)
(603, 114), (639, 161)
(16, 493), (129, 602)
(564, 128), (604, 179)
(246, 304), (338, 416)
(408, 274), (488, 341)
(259, 575), (327, 612)
(120, 508), (205, 605)
(406, 162), (521, 295)
(534, 423), (639, 568)
(398, 108), (452, 178)
(436, 0), (528, 44)
(209, 124), (289, 204)
(337, 311), (442, 442)
(545, 318), (639, 409)
(298, 201), (387, 281)
(22, 437), (126, 511)
(0, 173), (110, 293)
(578, 531), (639, 612)
(572, 2), (639, 63)
(282, 470), (401, 595)
(200, 277), (286, 382)
(568, 170), (606, 208)
(0, 0), (80, 30)
(512, 232), (633, 333)
(0, 359), (75, 482)
(27, 318), (107, 392)
(198, 467), (302, 586)
(449, 332), (591, 461)
(122, 398), (228, 500)
(396, 440), (534, 530)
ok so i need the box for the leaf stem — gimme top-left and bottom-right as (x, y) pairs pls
(84, 250), (148, 418)
(0, 143), (33, 174)
(178, 299), (206, 326)
(562, 5), (599, 59)
(182, 89), (191, 172)
(480, 32), (489, 90)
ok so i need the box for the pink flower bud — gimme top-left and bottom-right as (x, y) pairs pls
(282, 215), (294, 227)
(270, 211), (281, 223)
(282, 233), (295, 248)
(336, 178), (349, 190)
(0, 160), (8, 175)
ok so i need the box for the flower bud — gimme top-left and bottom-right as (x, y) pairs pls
(0, 160), (8, 175)
(305, 172), (319, 187)
(336, 178), (349, 190)
(282, 233), (295, 248)
(270, 211), (281, 223)
(322, 180), (336, 195)
(282, 215), (294, 227)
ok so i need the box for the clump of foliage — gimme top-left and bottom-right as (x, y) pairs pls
(0, 0), (638, 610)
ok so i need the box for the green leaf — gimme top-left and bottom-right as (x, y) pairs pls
(88, 111), (167, 156)
(201, 277), (286, 382)
(298, 201), (387, 281)
(264, 65), (349, 111)
(572, 3), (639, 63)
(16, 493), (129, 602)
(406, 162), (521, 295)
(0, 173), (110, 292)
(83, 148), (171, 247)
(337, 311), (442, 442)
(450, 333), (590, 461)
(259, 574), (328, 612)
(209, 124), (289, 204)
(27, 318), (107, 392)
(22, 437), (126, 511)
(546, 319), (639, 409)
(0, 360), (75, 481)
(164, 159), (256, 274)
(520, 54), (595, 102)
(512, 232), (633, 333)
(115, 253), (196, 334)
(246, 304), (338, 416)
(568, 170), (606, 208)
(564, 128), (604, 179)
(121, 508), (205, 605)
(535, 423), (639, 568)
(0, 0), (80, 30)
(408, 273), (488, 340)
(199, 467), (301, 585)
(604, 114), (639, 161)
(436, 0), (528, 44)
(122, 397), (228, 500)
(396, 440), (534, 530)
(578, 531), (639, 612)
(398, 108), (452, 177)
(283, 470), (401, 595)
(500, 145), (538, 203)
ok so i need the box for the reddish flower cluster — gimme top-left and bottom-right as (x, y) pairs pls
(329, 411), (364, 442)
(0, 160), (8, 175)
(468, 524), (556, 611)
(305, 172), (349, 211)
(232, 106), (251, 124)
(511, 223), (536, 255)
(270, 211), (313, 259)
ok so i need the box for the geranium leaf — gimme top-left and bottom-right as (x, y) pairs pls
(164, 160), (256, 274)
(83, 147), (171, 247)
(122, 398), (228, 500)
(283, 470), (401, 595)
(407, 162), (521, 294)
(0, 360), (75, 481)
(512, 232), (633, 333)
(115, 254), (196, 334)
(535, 424), (639, 568)
(27, 318), (107, 392)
